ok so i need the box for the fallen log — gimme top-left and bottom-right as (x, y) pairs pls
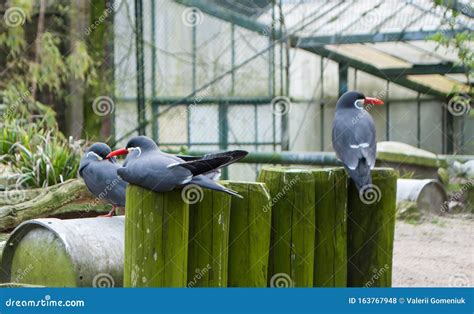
(0, 179), (111, 231)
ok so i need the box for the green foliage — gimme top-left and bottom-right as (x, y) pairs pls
(0, 1), (102, 188)
(430, 1), (473, 93)
(0, 111), (83, 188)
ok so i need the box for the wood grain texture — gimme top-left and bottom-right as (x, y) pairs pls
(223, 181), (272, 287)
(312, 167), (348, 287)
(347, 168), (397, 287)
(124, 185), (189, 287)
(258, 168), (315, 287)
(188, 189), (231, 287)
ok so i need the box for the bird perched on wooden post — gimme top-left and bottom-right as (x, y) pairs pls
(332, 91), (384, 191)
(106, 136), (247, 197)
(79, 142), (128, 217)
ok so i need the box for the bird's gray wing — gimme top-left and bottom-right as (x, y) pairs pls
(332, 113), (376, 170)
(81, 161), (127, 206)
(118, 154), (193, 191)
(353, 116), (377, 169)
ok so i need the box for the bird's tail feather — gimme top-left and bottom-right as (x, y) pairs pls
(346, 158), (372, 191)
(189, 175), (243, 198)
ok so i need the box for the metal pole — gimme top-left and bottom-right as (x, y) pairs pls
(231, 23), (235, 96)
(271, 1), (276, 150)
(151, 0), (158, 141)
(189, 10), (197, 148)
(320, 56), (324, 151)
(219, 101), (229, 179)
(135, 0), (146, 135)
(280, 0), (289, 151)
(417, 92), (421, 148)
(385, 81), (390, 141)
(338, 62), (348, 97)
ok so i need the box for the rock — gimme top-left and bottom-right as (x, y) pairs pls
(460, 160), (474, 179)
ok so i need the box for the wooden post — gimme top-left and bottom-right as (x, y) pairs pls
(223, 181), (272, 287)
(258, 168), (315, 287)
(187, 189), (231, 287)
(124, 185), (189, 287)
(347, 168), (397, 287)
(311, 168), (348, 287)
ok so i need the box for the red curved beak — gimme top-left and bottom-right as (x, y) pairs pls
(106, 148), (128, 159)
(364, 97), (384, 105)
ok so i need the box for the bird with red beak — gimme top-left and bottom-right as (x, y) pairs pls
(332, 91), (384, 191)
(106, 136), (246, 197)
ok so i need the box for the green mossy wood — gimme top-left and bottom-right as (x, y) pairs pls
(223, 181), (272, 287)
(311, 168), (348, 287)
(124, 185), (189, 287)
(258, 168), (315, 287)
(347, 168), (397, 287)
(188, 189), (231, 287)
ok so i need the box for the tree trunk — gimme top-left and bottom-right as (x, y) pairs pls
(188, 189), (231, 287)
(347, 168), (397, 287)
(258, 168), (315, 287)
(123, 185), (189, 287)
(0, 179), (111, 231)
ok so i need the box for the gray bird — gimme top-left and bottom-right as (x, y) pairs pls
(79, 142), (128, 217)
(332, 91), (384, 190)
(106, 136), (245, 197)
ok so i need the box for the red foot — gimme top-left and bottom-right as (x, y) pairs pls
(98, 206), (116, 218)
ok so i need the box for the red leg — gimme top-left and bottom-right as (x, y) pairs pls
(99, 205), (116, 218)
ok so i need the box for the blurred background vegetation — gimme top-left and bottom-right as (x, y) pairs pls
(0, 0), (114, 188)
(0, 0), (471, 189)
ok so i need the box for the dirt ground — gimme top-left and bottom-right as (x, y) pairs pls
(392, 214), (473, 287)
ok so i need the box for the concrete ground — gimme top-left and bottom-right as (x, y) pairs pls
(392, 214), (473, 287)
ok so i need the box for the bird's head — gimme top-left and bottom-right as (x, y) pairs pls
(106, 136), (158, 159)
(84, 142), (115, 162)
(336, 91), (384, 110)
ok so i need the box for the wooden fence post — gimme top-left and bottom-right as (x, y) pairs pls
(123, 185), (189, 287)
(311, 168), (348, 287)
(347, 168), (397, 287)
(187, 188), (231, 287)
(223, 181), (272, 287)
(258, 168), (315, 287)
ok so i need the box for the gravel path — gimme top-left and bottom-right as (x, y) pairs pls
(392, 215), (473, 287)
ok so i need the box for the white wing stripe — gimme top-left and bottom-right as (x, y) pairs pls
(350, 143), (370, 149)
